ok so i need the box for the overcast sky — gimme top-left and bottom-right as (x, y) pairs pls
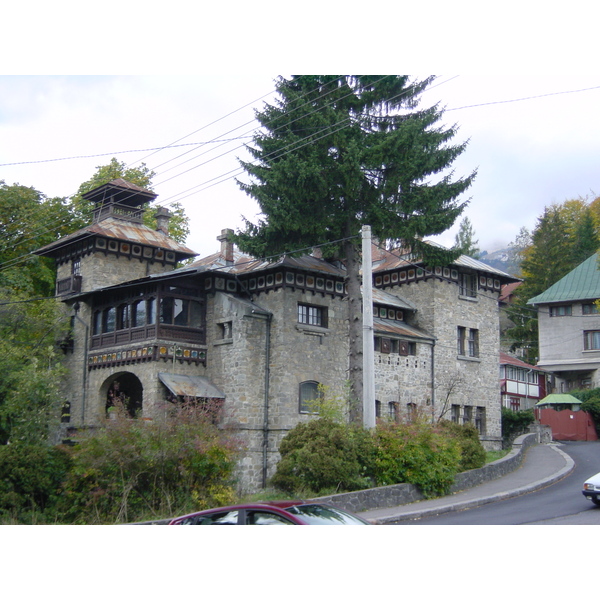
(1, 74), (599, 260)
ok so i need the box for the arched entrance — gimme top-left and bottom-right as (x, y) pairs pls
(102, 372), (144, 418)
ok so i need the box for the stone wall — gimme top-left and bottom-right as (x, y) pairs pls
(381, 275), (502, 448)
(206, 288), (350, 493)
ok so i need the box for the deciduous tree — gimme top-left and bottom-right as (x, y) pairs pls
(71, 158), (190, 243)
(0, 182), (74, 297)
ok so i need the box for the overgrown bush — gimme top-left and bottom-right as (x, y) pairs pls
(501, 407), (535, 449)
(372, 420), (461, 498)
(438, 420), (486, 471)
(0, 444), (72, 523)
(270, 419), (375, 495)
(573, 390), (600, 436)
(57, 401), (241, 524)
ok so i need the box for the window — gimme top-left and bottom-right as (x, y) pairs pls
(299, 381), (322, 414)
(102, 307), (116, 333)
(475, 407), (486, 435)
(72, 258), (81, 277)
(583, 303), (599, 315)
(298, 303), (327, 327)
(451, 404), (460, 423)
(458, 327), (479, 357)
(388, 402), (398, 421)
(468, 329), (479, 358)
(459, 273), (477, 298)
(457, 327), (465, 355)
(375, 400), (381, 418)
(549, 305), (572, 317)
(117, 303), (130, 330)
(218, 321), (232, 340)
(147, 297), (156, 325)
(509, 397), (520, 411)
(246, 511), (294, 525)
(160, 297), (203, 327)
(131, 299), (147, 328)
(463, 405), (473, 424)
(584, 330), (600, 350)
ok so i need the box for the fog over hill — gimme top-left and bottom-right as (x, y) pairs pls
(477, 247), (521, 277)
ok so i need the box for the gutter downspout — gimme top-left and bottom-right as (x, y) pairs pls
(262, 312), (273, 488)
(431, 340), (436, 424)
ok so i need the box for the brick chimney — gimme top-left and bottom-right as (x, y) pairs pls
(217, 228), (234, 265)
(155, 207), (172, 234)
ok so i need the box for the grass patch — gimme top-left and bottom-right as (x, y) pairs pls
(485, 449), (509, 464)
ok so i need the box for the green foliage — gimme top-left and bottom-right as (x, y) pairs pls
(70, 158), (190, 243)
(57, 402), (241, 524)
(572, 388), (600, 436)
(271, 416), (470, 499)
(372, 420), (461, 498)
(303, 382), (353, 423)
(0, 181), (76, 297)
(501, 408), (535, 448)
(506, 199), (600, 359)
(0, 292), (67, 445)
(0, 444), (72, 523)
(438, 420), (486, 470)
(235, 75), (475, 421)
(236, 75), (474, 262)
(453, 216), (480, 258)
(270, 419), (375, 495)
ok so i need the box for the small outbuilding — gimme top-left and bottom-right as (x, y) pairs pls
(535, 393), (582, 411)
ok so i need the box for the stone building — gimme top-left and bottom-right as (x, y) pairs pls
(36, 179), (518, 493)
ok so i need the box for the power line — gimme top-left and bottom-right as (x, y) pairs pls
(445, 84), (600, 112)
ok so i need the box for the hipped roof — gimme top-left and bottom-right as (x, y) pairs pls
(528, 253), (600, 305)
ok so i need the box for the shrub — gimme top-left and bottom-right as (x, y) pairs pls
(438, 420), (486, 471)
(0, 444), (72, 523)
(270, 419), (375, 495)
(372, 420), (461, 498)
(57, 401), (241, 524)
(501, 407), (535, 449)
(578, 396), (600, 437)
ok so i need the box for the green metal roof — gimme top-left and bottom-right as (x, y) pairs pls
(528, 253), (600, 305)
(536, 393), (582, 406)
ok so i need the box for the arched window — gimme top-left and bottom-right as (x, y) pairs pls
(299, 380), (321, 414)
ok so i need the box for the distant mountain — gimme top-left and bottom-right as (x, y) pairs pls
(477, 247), (522, 277)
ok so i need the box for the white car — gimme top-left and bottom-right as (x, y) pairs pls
(582, 472), (600, 506)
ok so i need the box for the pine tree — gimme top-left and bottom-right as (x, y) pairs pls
(453, 216), (480, 257)
(571, 207), (599, 266)
(507, 206), (573, 362)
(235, 75), (475, 422)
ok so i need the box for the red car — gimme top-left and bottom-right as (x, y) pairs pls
(169, 501), (372, 525)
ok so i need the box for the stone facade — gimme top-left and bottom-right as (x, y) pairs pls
(39, 181), (519, 494)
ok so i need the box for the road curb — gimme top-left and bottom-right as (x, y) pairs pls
(375, 445), (575, 524)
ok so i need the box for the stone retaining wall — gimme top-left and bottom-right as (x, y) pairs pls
(311, 432), (539, 514)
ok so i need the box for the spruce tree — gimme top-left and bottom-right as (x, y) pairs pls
(453, 216), (480, 258)
(571, 208), (599, 266)
(235, 75), (475, 422)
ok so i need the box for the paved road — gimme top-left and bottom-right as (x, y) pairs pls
(399, 440), (600, 525)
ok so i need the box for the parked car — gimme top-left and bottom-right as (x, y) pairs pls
(169, 501), (372, 525)
(582, 472), (600, 506)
